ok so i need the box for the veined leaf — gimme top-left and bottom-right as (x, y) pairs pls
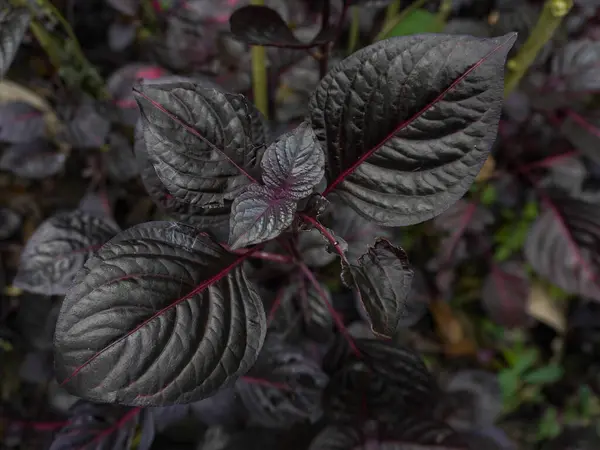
(309, 33), (516, 225)
(54, 222), (267, 406)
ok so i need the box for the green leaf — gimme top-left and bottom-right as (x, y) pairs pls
(523, 364), (563, 385)
(537, 407), (562, 441)
(480, 184), (497, 206)
(387, 9), (439, 37)
(512, 348), (539, 374)
(498, 369), (520, 398)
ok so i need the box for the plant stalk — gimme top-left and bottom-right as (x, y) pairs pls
(504, 0), (573, 97)
(435, 0), (452, 31)
(347, 6), (360, 54)
(375, 0), (429, 41)
(251, 0), (269, 117)
(384, 0), (402, 25)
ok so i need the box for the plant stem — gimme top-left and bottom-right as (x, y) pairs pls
(347, 6), (360, 54)
(384, 0), (402, 24)
(435, 0), (452, 31)
(504, 0), (573, 97)
(251, 0), (269, 118)
(224, 246), (294, 264)
(375, 0), (429, 41)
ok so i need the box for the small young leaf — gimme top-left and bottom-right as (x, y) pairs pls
(230, 5), (334, 49)
(133, 81), (267, 208)
(54, 222), (267, 406)
(0, 5), (30, 77)
(229, 184), (297, 249)
(309, 33), (517, 225)
(261, 122), (325, 200)
(342, 239), (423, 337)
(13, 211), (119, 295)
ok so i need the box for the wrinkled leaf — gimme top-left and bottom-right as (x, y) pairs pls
(482, 262), (532, 328)
(54, 221), (267, 405)
(13, 210), (120, 295)
(0, 139), (66, 179)
(229, 184), (296, 249)
(525, 198), (600, 301)
(0, 5), (30, 77)
(309, 33), (516, 225)
(134, 81), (267, 208)
(236, 336), (328, 428)
(0, 101), (45, 143)
(261, 122), (325, 200)
(342, 239), (422, 337)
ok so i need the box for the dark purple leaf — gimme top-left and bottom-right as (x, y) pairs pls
(235, 336), (328, 428)
(49, 403), (145, 450)
(106, 0), (139, 16)
(229, 184), (296, 249)
(54, 221), (267, 406)
(298, 228), (336, 268)
(108, 21), (137, 52)
(308, 419), (467, 450)
(190, 387), (244, 426)
(13, 211), (119, 295)
(0, 139), (66, 179)
(441, 370), (503, 431)
(261, 122), (325, 200)
(105, 132), (138, 182)
(63, 100), (111, 149)
(342, 239), (423, 337)
(78, 192), (116, 222)
(482, 262), (532, 329)
(551, 40), (600, 93)
(309, 33), (516, 226)
(0, 101), (45, 143)
(134, 125), (231, 242)
(134, 81), (267, 208)
(0, 206), (21, 239)
(561, 110), (600, 165)
(230, 5), (335, 49)
(525, 198), (600, 301)
(0, 5), (30, 77)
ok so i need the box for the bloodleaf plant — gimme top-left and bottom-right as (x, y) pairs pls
(53, 32), (517, 409)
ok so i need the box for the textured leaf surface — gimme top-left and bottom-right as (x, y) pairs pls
(54, 222), (267, 406)
(0, 139), (66, 179)
(482, 262), (532, 328)
(551, 40), (600, 93)
(236, 336), (328, 428)
(134, 122), (231, 242)
(13, 211), (119, 295)
(261, 122), (325, 200)
(134, 81), (267, 208)
(0, 5), (30, 77)
(525, 199), (600, 301)
(309, 33), (516, 225)
(50, 403), (145, 450)
(229, 184), (296, 249)
(230, 5), (334, 49)
(342, 239), (420, 337)
(0, 101), (45, 143)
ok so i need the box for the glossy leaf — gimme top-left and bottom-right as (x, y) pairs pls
(134, 122), (231, 242)
(230, 5), (335, 49)
(134, 81), (267, 208)
(309, 33), (517, 225)
(13, 211), (119, 295)
(0, 139), (66, 179)
(54, 222), (267, 406)
(229, 184), (297, 249)
(482, 262), (532, 328)
(524, 198), (600, 301)
(0, 101), (45, 143)
(261, 122), (325, 201)
(0, 5), (30, 77)
(342, 239), (422, 337)
(236, 336), (328, 428)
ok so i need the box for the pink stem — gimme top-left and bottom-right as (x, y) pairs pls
(222, 245), (294, 264)
(299, 214), (348, 265)
(518, 150), (581, 173)
(267, 285), (286, 325)
(441, 202), (476, 267)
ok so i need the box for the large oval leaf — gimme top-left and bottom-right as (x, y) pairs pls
(133, 81), (268, 208)
(309, 33), (516, 225)
(524, 198), (600, 301)
(13, 211), (120, 295)
(54, 222), (267, 406)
